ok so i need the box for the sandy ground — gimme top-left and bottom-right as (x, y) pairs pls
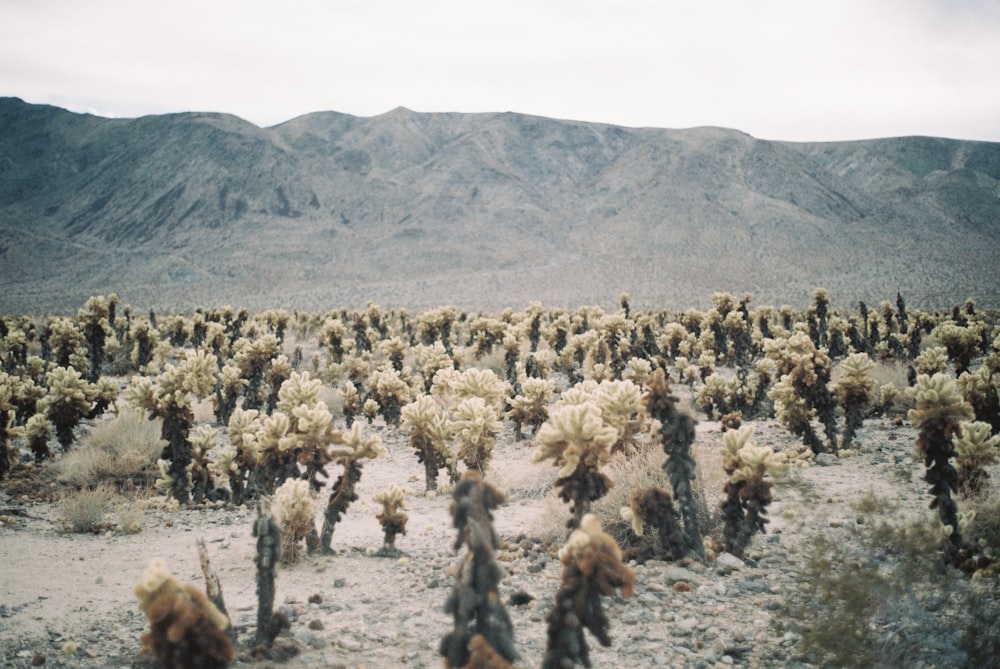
(0, 410), (958, 668)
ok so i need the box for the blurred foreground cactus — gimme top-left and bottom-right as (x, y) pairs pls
(440, 471), (517, 668)
(134, 558), (233, 669)
(543, 514), (634, 669)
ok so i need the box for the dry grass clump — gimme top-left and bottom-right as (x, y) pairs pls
(58, 482), (116, 533)
(55, 407), (165, 488)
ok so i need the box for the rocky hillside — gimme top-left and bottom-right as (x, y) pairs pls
(1, 97), (998, 313)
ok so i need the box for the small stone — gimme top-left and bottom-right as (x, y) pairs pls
(308, 593), (323, 604)
(308, 619), (324, 630)
(673, 581), (693, 592)
(715, 552), (745, 574)
(31, 654), (45, 666)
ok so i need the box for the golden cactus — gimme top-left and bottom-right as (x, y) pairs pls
(532, 401), (617, 529)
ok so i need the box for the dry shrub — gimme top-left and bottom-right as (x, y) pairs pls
(487, 450), (552, 502)
(55, 407), (165, 488)
(58, 482), (115, 533)
(115, 486), (154, 534)
(779, 491), (1000, 668)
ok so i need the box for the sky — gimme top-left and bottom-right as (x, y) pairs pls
(2, 0), (999, 142)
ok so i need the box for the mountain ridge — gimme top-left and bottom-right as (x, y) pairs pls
(1, 96), (997, 313)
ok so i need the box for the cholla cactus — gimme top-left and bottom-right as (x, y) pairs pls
(906, 373), (986, 572)
(272, 478), (319, 564)
(379, 336), (408, 373)
(953, 421), (1000, 496)
(47, 317), (88, 370)
(41, 365), (97, 450)
(766, 332), (838, 453)
(254, 372), (340, 493)
(450, 396), (503, 475)
(933, 321), (984, 375)
(833, 353), (876, 450)
(213, 364), (246, 425)
(0, 378), (22, 479)
(189, 424), (220, 504)
(401, 394), (456, 491)
(440, 471), (517, 668)
(126, 349), (218, 503)
(337, 381), (361, 427)
(620, 486), (685, 561)
(696, 373), (730, 419)
(915, 346), (950, 376)
(720, 426), (788, 558)
(957, 366), (1000, 433)
(373, 484), (408, 553)
(222, 407), (262, 505)
(134, 558), (233, 669)
(369, 367), (411, 425)
(415, 342), (455, 392)
(594, 379), (652, 454)
(543, 514), (634, 669)
(319, 422), (385, 553)
(450, 368), (509, 412)
(643, 369), (703, 558)
(24, 412), (53, 463)
(506, 377), (554, 442)
(532, 401), (617, 530)
(232, 334), (281, 412)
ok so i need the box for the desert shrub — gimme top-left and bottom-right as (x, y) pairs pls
(55, 408), (165, 488)
(58, 482), (115, 533)
(114, 486), (153, 534)
(778, 496), (1000, 668)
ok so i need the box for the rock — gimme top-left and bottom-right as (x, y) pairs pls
(661, 566), (701, 584)
(714, 553), (745, 574)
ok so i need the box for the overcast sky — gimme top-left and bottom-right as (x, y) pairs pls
(2, 0), (999, 142)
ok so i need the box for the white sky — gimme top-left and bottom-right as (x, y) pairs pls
(2, 0), (999, 142)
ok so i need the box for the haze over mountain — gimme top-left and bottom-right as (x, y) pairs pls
(1, 96), (998, 314)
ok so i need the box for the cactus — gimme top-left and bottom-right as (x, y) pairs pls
(451, 396), (503, 475)
(532, 401), (616, 530)
(373, 484), (408, 553)
(766, 332), (838, 454)
(953, 420), (1000, 497)
(401, 394), (456, 491)
(251, 498), (287, 650)
(272, 478), (319, 564)
(833, 353), (876, 450)
(126, 350), (218, 503)
(542, 514), (634, 669)
(319, 422), (384, 553)
(506, 377), (554, 442)
(24, 412), (53, 463)
(440, 471), (517, 668)
(41, 365), (97, 451)
(933, 320), (984, 376)
(620, 486), (686, 561)
(134, 558), (233, 668)
(720, 426), (788, 558)
(907, 373), (989, 572)
(643, 368), (703, 558)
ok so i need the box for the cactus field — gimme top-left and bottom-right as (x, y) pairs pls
(1, 292), (998, 668)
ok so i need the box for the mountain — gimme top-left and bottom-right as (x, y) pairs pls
(1, 97), (998, 314)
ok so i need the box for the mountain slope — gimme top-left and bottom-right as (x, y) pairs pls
(1, 97), (997, 313)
